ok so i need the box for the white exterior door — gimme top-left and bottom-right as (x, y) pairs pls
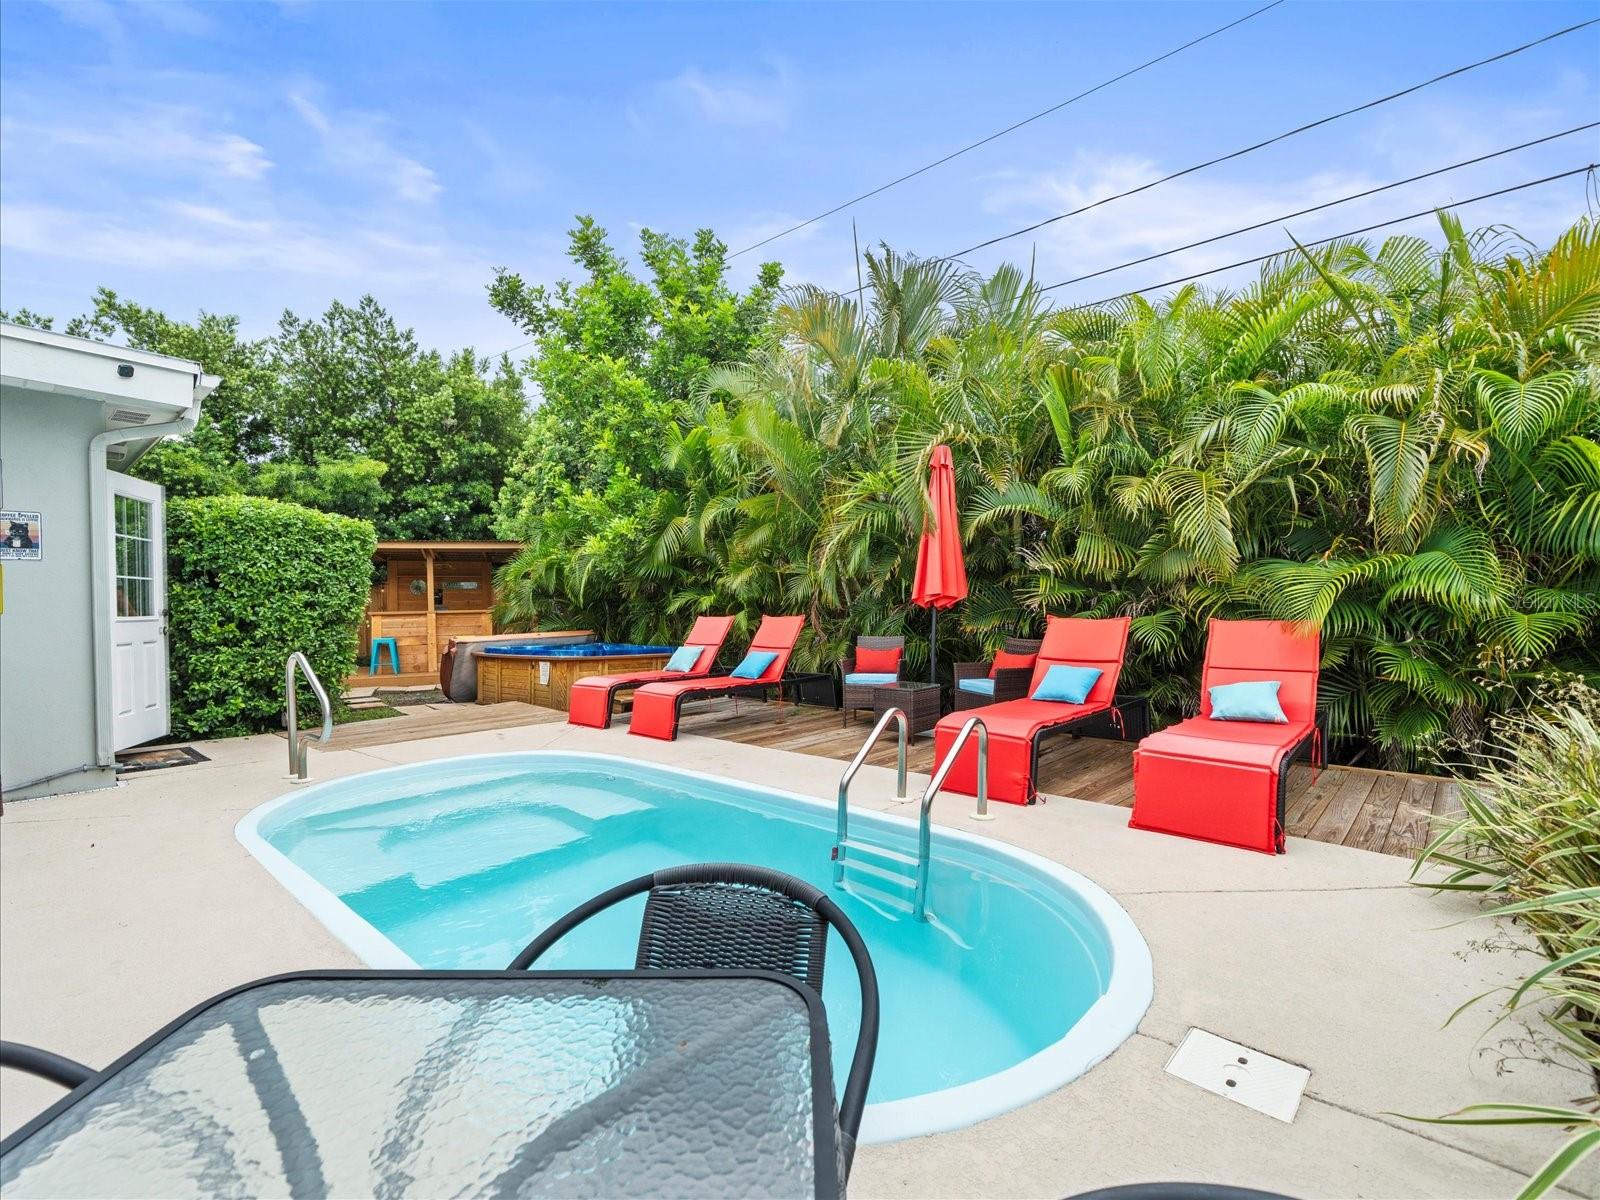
(109, 472), (169, 749)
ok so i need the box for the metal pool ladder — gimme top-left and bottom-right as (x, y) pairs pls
(285, 651), (333, 782)
(833, 707), (909, 884)
(913, 715), (989, 921)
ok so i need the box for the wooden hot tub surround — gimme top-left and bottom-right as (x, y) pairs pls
(476, 650), (674, 712)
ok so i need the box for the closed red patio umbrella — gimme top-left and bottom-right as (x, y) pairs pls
(911, 444), (968, 686)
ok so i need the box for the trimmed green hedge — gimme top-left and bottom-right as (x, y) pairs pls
(167, 495), (375, 738)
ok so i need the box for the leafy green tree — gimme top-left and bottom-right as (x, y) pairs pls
(490, 218), (782, 632)
(269, 299), (529, 537)
(507, 220), (1598, 769)
(373, 349), (532, 539)
(8, 290), (530, 537)
(74, 288), (281, 461)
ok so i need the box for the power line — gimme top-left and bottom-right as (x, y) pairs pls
(946, 16), (1600, 261)
(488, 337), (535, 360)
(1051, 163), (1597, 309)
(726, 0), (1286, 258)
(1042, 122), (1599, 292)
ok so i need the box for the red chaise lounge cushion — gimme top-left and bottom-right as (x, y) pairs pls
(566, 614), (735, 729)
(627, 615), (806, 741)
(1129, 619), (1320, 854)
(933, 615), (1131, 805)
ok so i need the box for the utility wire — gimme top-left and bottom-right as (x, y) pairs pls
(946, 16), (1600, 261)
(1042, 122), (1599, 292)
(1052, 163), (1597, 309)
(726, 0), (1286, 258)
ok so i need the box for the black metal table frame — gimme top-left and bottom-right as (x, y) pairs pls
(0, 969), (846, 1200)
(777, 671), (839, 709)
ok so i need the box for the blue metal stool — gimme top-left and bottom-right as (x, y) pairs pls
(369, 637), (400, 675)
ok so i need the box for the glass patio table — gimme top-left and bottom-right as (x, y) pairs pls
(0, 970), (844, 1200)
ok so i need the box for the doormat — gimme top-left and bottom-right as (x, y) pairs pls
(115, 745), (210, 774)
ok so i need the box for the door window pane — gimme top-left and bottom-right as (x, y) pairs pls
(115, 495), (154, 618)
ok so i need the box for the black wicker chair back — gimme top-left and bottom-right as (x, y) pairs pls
(508, 862), (880, 1172)
(636, 868), (829, 991)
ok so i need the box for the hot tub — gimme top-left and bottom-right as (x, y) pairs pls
(475, 642), (676, 710)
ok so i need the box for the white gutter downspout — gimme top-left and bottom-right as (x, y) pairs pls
(86, 371), (219, 769)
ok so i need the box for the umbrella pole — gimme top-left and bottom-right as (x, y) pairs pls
(930, 607), (937, 685)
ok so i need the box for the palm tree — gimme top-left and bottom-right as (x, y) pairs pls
(496, 218), (1600, 768)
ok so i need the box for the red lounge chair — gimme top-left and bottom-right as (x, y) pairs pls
(565, 616), (736, 729)
(1129, 619), (1322, 854)
(628, 615), (806, 741)
(931, 616), (1132, 806)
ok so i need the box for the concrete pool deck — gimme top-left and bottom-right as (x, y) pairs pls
(2, 716), (1593, 1198)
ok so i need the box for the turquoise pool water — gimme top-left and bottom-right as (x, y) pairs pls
(240, 753), (1150, 1139)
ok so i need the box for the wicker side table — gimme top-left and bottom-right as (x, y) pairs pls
(870, 681), (942, 735)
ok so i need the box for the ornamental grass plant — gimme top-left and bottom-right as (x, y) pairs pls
(1413, 683), (1600, 1198)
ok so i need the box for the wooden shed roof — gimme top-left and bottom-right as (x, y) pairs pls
(374, 540), (521, 558)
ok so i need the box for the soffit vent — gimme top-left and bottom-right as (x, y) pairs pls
(108, 409), (150, 425)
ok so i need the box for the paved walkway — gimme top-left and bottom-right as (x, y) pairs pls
(2, 713), (1589, 1198)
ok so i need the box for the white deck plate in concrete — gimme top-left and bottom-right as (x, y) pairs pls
(1165, 1028), (1310, 1123)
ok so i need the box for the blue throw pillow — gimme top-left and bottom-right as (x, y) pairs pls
(1209, 680), (1288, 723)
(664, 645), (701, 672)
(730, 650), (778, 680)
(1031, 664), (1101, 704)
(844, 672), (897, 685)
(957, 677), (995, 696)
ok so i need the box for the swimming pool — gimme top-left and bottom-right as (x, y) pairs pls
(237, 753), (1151, 1141)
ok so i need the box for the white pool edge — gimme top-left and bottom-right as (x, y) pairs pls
(235, 750), (1154, 1144)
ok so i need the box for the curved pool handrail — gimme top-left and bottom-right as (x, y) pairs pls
(285, 652), (333, 781)
(507, 862), (880, 1174)
(834, 706), (909, 883)
(915, 715), (988, 920)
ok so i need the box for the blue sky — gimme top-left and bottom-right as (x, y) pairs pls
(2, 0), (1597, 358)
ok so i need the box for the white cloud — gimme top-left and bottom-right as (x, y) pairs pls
(667, 64), (793, 129)
(39, 0), (124, 43)
(288, 87), (442, 203)
(2, 106), (273, 180)
(0, 199), (485, 295)
(976, 145), (1590, 305)
(40, 0), (217, 45)
(126, 1), (216, 38)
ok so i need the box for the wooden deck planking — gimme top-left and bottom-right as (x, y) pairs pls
(678, 701), (1454, 859)
(301, 702), (564, 752)
(1381, 778), (1440, 858)
(1306, 770), (1381, 844)
(1342, 773), (1408, 855)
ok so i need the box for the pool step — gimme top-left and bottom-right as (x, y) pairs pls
(839, 876), (916, 916)
(835, 836), (918, 873)
(834, 838), (917, 898)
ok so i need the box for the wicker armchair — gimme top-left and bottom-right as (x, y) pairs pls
(840, 635), (906, 725)
(509, 862), (880, 1174)
(952, 636), (1042, 711)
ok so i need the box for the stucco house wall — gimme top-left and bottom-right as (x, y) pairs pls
(0, 323), (217, 802)
(0, 384), (109, 797)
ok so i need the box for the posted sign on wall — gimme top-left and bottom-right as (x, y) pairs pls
(0, 510), (42, 561)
